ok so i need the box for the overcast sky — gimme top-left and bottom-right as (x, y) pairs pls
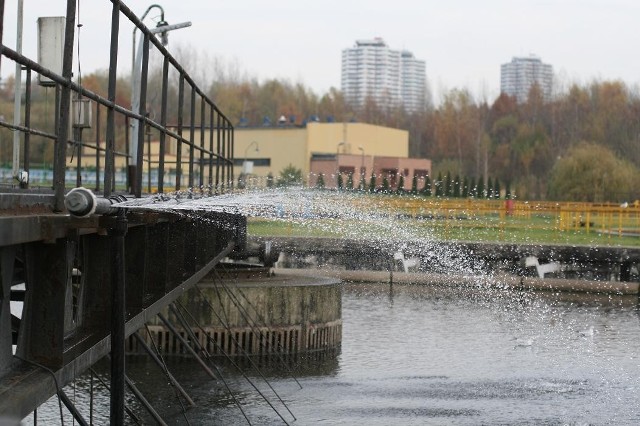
(2, 0), (639, 103)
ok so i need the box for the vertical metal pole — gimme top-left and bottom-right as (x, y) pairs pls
(199, 97), (205, 188)
(220, 120), (226, 191)
(74, 127), (82, 187)
(104, 2), (120, 197)
(146, 126), (151, 193)
(159, 56), (169, 193)
(188, 86), (195, 189)
(11, 0), (23, 180)
(53, 0), (77, 211)
(124, 115), (129, 190)
(229, 125), (234, 189)
(95, 104), (101, 191)
(22, 68), (31, 188)
(134, 33), (150, 197)
(215, 111), (221, 191)
(208, 107), (214, 192)
(0, 0), (5, 74)
(175, 75), (184, 190)
(109, 212), (127, 425)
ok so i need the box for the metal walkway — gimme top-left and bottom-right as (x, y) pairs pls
(0, 1), (242, 422)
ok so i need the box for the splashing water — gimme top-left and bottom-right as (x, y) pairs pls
(116, 187), (490, 277)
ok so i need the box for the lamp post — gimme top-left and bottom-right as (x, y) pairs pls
(240, 141), (259, 188)
(243, 141), (259, 174)
(358, 146), (365, 190)
(129, 5), (191, 190)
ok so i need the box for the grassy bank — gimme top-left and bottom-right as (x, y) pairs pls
(247, 215), (640, 247)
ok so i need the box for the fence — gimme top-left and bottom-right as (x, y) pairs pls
(0, 0), (234, 210)
(357, 196), (640, 238)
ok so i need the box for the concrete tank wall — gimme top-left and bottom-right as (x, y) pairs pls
(129, 271), (342, 356)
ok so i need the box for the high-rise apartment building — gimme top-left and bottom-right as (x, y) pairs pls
(500, 55), (553, 103)
(341, 38), (426, 113)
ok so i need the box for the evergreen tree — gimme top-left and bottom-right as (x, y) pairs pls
(505, 182), (512, 200)
(462, 176), (469, 198)
(336, 173), (344, 190)
(382, 175), (390, 193)
(435, 172), (443, 197)
(422, 175), (432, 196)
(494, 179), (501, 199)
(453, 174), (461, 198)
(411, 174), (418, 195)
(358, 173), (366, 191)
(445, 171), (452, 197)
(397, 174), (405, 194)
(346, 173), (354, 190)
(487, 177), (493, 199)
(316, 173), (325, 189)
(369, 172), (376, 192)
(477, 176), (485, 199)
(277, 164), (303, 187)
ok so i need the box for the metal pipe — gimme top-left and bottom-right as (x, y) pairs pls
(64, 187), (127, 217)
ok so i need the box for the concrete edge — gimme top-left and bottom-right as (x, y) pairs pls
(275, 268), (640, 295)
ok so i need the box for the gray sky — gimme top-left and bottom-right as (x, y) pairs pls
(3, 0), (639, 103)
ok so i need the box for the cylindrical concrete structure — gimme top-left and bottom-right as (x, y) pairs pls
(131, 271), (342, 356)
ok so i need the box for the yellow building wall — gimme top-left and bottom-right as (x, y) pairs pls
(191, 122), (408, 184)
(233, 127), (308, 181)
(306, 122), (408, 160)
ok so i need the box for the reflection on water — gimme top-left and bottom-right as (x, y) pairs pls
(28, 283), (640, 425)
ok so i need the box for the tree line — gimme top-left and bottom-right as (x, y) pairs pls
(1, 52), (639, 202)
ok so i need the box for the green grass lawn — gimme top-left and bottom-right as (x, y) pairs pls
(248, 216), (640, 247)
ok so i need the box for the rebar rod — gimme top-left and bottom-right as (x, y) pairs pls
(132, 332), (195, 407)
(169, 303), (251, 425)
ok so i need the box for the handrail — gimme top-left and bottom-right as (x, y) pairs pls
(0, 0), (235, 208)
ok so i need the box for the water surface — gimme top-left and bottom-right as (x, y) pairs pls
(31, 283), (640, 425)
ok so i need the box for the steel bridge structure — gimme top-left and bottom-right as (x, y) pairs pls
(0, 1), (243, 423)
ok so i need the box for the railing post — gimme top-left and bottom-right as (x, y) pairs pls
(188, 85), (196, 189)
(95, 104), (101, 192)
(22, 68), (31, 189)
(199, 97), (205, 188)
(104, 1), (121, 197)
(175, 74), (185, 190)
(53, 0), (77, 210)
(133, 33), (150, 197)
(159, 56), (169, 194)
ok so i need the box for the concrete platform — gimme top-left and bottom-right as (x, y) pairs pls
(277, 268), (640, 295)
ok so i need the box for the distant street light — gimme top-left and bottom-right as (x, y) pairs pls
(358, 146), (365, 189)
(336, 141), (346, 155)
(243, 141), (259, 174)
(130, 5), (191, 172)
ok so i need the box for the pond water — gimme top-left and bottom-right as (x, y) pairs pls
(31, 282), (640, 425)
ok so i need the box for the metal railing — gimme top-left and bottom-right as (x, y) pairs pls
(345, 196), (640, 240)
(0, 0), (234, 211)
